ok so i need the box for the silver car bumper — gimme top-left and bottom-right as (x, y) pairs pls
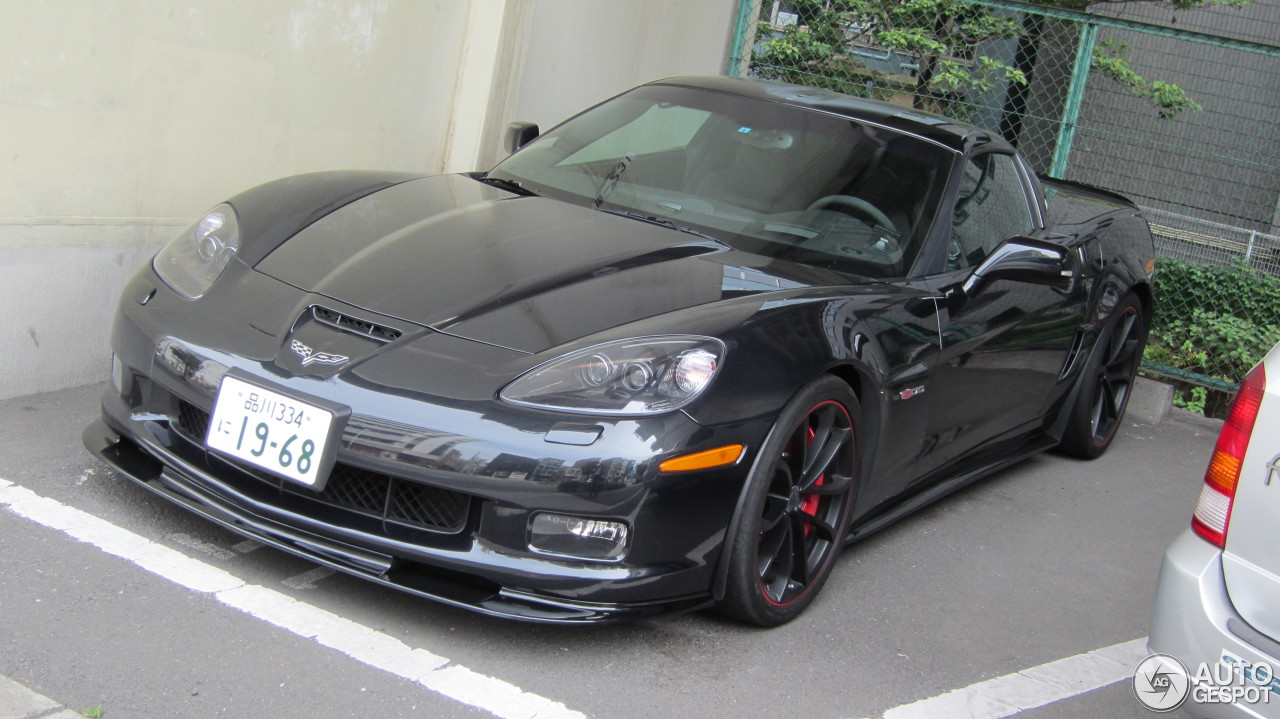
(1149, 530), (1280, 718)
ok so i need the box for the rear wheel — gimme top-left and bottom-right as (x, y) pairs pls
(1059, 292), (1147, 458)
(718, 375), (859, 626)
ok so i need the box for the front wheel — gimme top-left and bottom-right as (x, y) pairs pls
(718, 375), (859, 626)
(1058, 292), (1147, 459)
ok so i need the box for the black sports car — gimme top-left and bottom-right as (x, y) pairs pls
(84, 76), (1155, 626)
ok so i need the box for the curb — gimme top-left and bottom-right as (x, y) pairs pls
(1129, 375), (1227, 431)
(0, 676), (84, 719)
(1128, 376), (1174, 425)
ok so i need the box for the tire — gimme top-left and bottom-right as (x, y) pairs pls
(718, 375), (860, 627)
(1058, 292), (1148, 459)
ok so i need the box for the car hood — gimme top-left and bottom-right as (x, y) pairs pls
(254, 174), (843, 353)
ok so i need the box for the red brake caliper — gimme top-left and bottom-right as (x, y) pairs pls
(801, 425), (823, 535)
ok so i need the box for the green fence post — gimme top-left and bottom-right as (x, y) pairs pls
(727, 0), (755, 77)
(1049, 22), (1097, 179)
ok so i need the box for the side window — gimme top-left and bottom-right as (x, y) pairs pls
(558, 104), (711, 166)
(946, 153), (1035, 271)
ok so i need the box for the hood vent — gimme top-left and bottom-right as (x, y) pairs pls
(311, 306), (402, 343)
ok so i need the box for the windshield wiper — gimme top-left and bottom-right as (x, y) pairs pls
(476, 175), (537, 197)
(596, 208), (727, 246)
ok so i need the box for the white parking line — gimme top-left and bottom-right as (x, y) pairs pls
(0, 477), (585, 719)
(878, 637), (1148, 719)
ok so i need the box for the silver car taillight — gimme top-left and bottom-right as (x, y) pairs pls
(1192, 364), (1265, 547)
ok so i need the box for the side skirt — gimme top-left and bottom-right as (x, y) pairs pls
(844, 433), (1058, 546)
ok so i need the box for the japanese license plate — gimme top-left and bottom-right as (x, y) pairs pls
(206, 375), (335, 489)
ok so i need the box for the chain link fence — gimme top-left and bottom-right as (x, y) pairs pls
(727, 0), (1280, 409)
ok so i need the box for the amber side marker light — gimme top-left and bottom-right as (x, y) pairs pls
(1192, 363), (1266, 548)
(659, 444), (745, 473)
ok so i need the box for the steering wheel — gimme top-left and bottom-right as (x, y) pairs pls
(806, 195), (896, 233)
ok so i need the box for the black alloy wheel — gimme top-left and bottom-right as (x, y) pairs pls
(1060, 292), (1147, 458)
(719, 375), (859, 626)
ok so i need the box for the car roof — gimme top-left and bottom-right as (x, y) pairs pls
(649, 75), (1012, 155)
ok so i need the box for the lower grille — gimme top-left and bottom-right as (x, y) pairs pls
(315, 464), (389, 516)
(176, 401), (210, 440)
(173, 400), (470, 534)
(388, 479), (472, 531)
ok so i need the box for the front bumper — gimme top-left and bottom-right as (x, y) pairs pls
(1149, 530), (1280, 718)
(86, 366), (768, 624)
(86, 415), (709, 622)
(86, 263), (773, 622)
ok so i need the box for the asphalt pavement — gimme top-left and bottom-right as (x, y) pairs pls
(0, 674), (83, 719)
(0, 381), (1224, 719)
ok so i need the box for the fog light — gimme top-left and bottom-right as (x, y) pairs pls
(529, 513), (628, 561)
(110, 354), (125, 394)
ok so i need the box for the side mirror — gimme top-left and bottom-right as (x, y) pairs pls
(962, 237), (1071, 295)
(504, 121), (540, 154)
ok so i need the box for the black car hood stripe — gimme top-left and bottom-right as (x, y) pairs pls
(255, 174), (837, 353)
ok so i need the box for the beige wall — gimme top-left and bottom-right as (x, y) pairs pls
(0, 0), (736, 399)
(477, 0), (738, 168)
(4, 1), (476, 219)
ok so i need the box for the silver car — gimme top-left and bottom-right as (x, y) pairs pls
(1150, 342), (1280, 717)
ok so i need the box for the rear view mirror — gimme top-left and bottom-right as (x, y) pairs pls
(504, 122), (540, 154)
(962, 237), (1071, 295)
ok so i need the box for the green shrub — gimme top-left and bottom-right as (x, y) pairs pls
(1151, 257), (1280, 329)
(1143, 257), (1280, 413)
(1144, 308), (1280, 383)
(1174, 386), (1208, 415)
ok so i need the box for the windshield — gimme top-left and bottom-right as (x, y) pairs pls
(488, 84), (955, 279)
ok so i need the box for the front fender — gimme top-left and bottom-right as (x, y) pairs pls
(683, 288), (937, 428)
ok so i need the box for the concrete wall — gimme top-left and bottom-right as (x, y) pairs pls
(475, 0), (739, 168)
(0, 0), (736, 400)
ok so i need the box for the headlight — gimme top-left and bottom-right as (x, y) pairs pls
(153, 203), (241, 299)
(499, 336), (725, 415)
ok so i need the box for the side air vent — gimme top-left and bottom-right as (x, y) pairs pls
(1059, 328), (1088, 380)
(312, 306), (402, 342)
